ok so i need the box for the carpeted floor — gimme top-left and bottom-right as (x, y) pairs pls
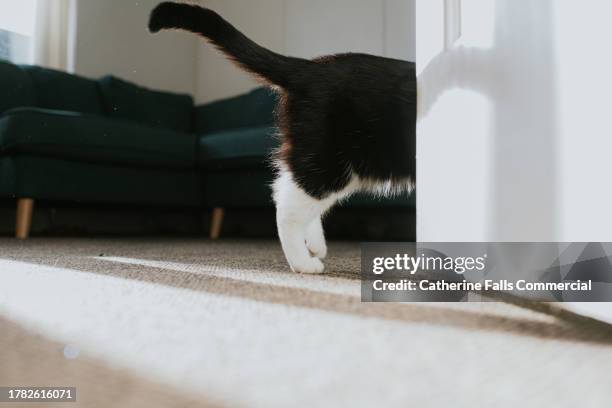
(1, 238), (612, 407)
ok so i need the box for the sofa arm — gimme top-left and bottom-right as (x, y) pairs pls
(194, 87), (278, 135)
(0, 60), (37, 115)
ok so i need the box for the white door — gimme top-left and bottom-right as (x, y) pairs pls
(416, 0), (612, 242)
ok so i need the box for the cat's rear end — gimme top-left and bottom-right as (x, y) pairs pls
(279, 53), (416, 198)
(149, 2), (416, 274)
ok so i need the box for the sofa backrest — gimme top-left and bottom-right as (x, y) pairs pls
(194, 88), (278, 135)
(23, 66), (104, 115)
(0, 60), (195, 132)
(98, 76), (194, 133)
(0, 60), (278, 136)
(0, 60), (37, 114)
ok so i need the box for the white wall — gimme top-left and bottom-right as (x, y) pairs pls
(555, 1), (612, 241)
(196, 0), (416, 103)
(71, 0), (415, 102)
(417, 0), (612, 241)
(73, 0), (197, 95)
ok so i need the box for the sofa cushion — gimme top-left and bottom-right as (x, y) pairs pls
(99, 76), (193, 132)
(198, 126), (278, 170)
(23, 66), (103, 114)
(0, 108), (197, 169)
(0, 60), (36, 114)
(195, 88), (277, 135)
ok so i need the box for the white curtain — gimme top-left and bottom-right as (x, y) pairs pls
(32, 0), (76, 71)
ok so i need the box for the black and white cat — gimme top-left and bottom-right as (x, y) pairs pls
(149, 2), (416, 274)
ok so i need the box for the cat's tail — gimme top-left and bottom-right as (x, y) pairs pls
(149, 2), (310, 89)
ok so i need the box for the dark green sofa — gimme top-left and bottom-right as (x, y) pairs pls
(0, 59), (414, 239)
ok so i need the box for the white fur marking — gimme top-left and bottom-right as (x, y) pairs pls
(273, 166), (413, 273)
(273, 168), (359, 274)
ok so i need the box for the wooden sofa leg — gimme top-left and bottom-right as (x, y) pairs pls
(16, 198), (34, 240)
(210, 208), (225, 240)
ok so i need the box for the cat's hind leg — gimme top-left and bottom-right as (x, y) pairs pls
(273, 170), (326, 274)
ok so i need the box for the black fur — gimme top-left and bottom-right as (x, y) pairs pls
(149, 2), (416, 199)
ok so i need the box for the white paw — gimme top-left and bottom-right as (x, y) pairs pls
(291, 256), (325, 274)
(306, 237), (328, 259)
(306, 218), (327, 259)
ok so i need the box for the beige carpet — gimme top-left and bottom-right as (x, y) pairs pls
(1, 238), (612, 407)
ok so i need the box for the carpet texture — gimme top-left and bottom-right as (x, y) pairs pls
(1, 238), (612, 407)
